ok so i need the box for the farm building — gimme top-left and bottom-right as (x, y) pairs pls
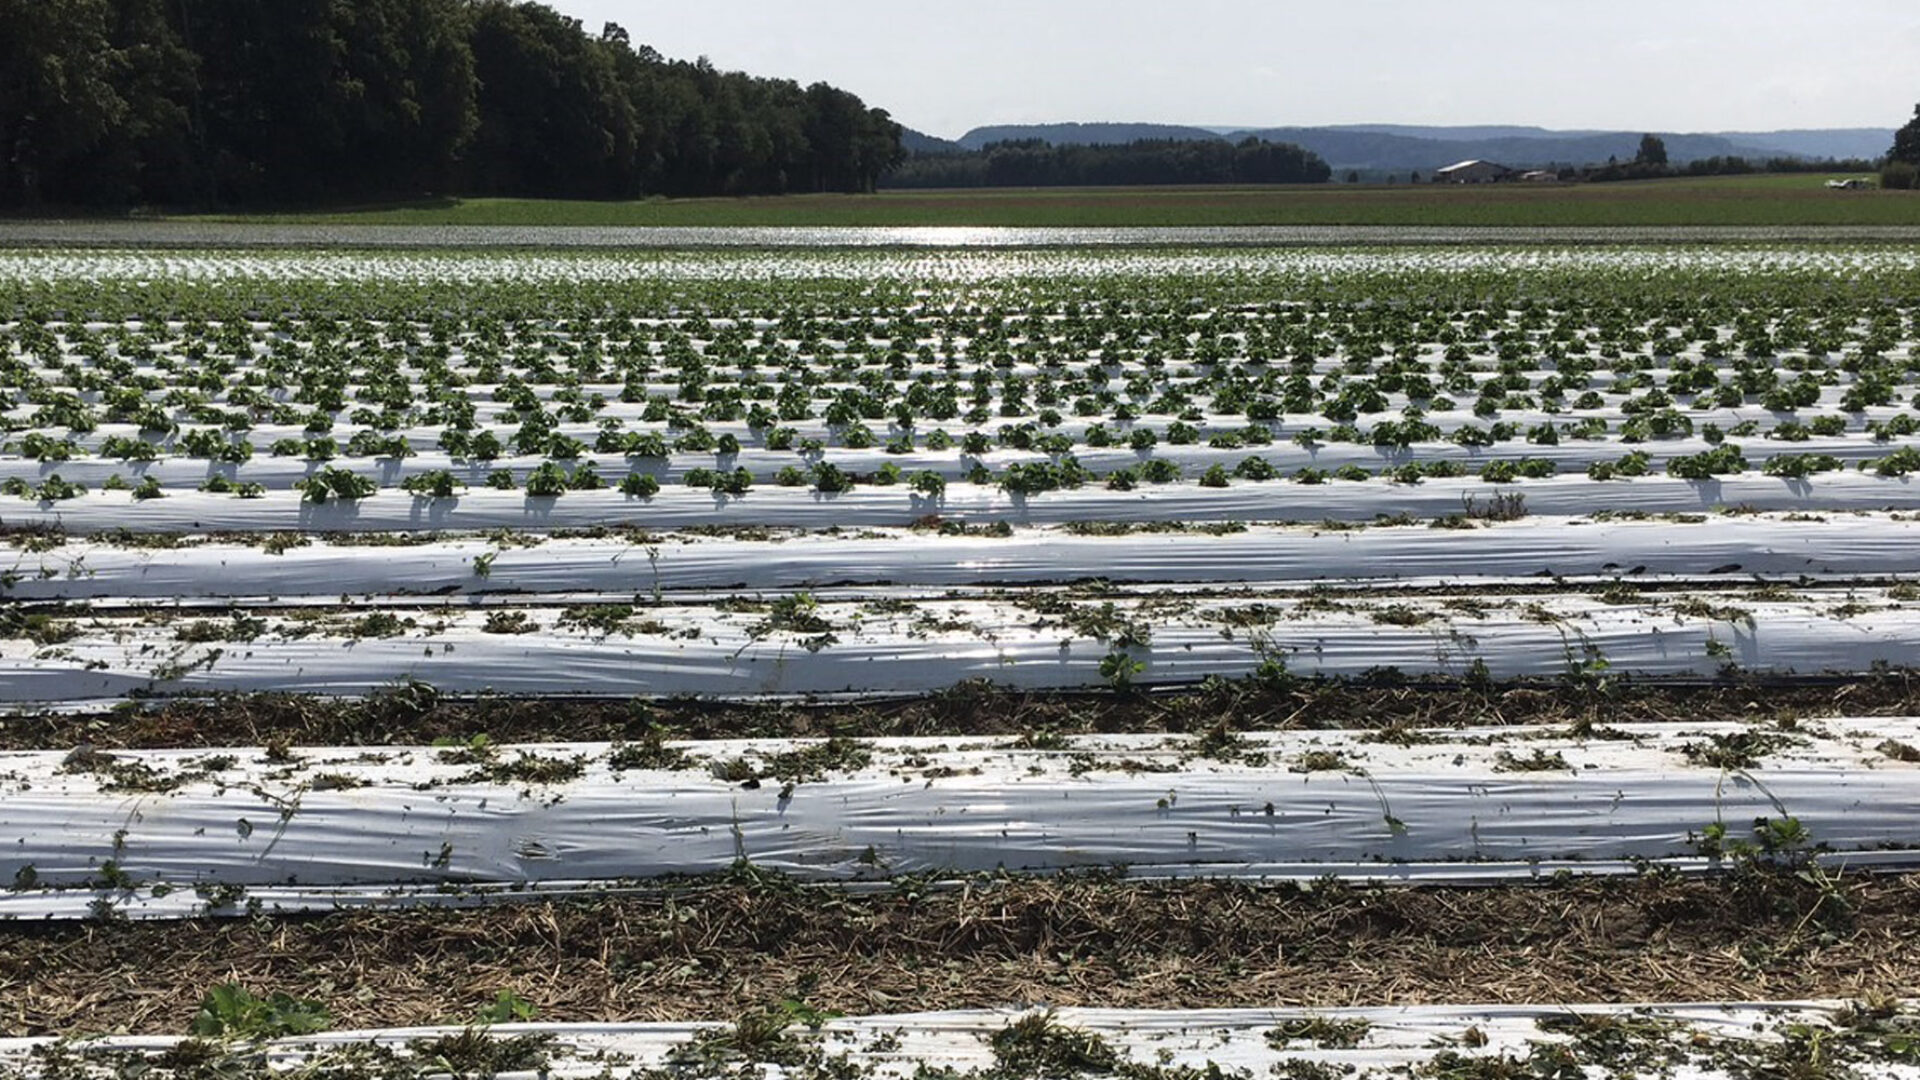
(1434, 159), (1513, 183)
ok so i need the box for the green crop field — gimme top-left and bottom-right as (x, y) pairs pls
(167, 173), (1919, 228)
(9, 238), (1920, 1067)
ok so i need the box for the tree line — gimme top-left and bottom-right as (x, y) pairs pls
(1558, 128), (1913, 185)
(1884, 104), (1920, 190)
(1579, 155), (1886, 184)
(0, 0), (905, 209)
(883, 137), (1332, 189)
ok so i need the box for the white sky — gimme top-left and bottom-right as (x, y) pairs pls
(546, 0), (1920, 138)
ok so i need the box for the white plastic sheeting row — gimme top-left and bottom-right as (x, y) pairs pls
(5, 588), (1918, 702)
(0, 723), (1915, 921)
(31, 857), (1920, 921)
(10, 241), (1920, 280)
(10, 514), (1920, 601)
(8, 472), (1920, 534)
(1, 435), (1907, 490)
(0, 1002), (1902, 1078)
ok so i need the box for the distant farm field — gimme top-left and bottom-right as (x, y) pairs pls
(167, 173), (1920, 227)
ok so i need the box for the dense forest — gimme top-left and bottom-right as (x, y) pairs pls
(0, 0), (905, 209)
(885, 137), (1331, 189)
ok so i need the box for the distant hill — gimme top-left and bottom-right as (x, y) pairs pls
(1230, 128), (1788, 171)
(900, 128), (965, 155)
(1326, 124), (1617, 141)
(942, 122), (1894, 172)
(1319, 124), (1895, 164)
(1721, 129), (1896, 161)
(956, 122), (1223, 151)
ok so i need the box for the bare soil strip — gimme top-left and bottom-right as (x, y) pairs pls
(2, 869), (1908, 1036)
(6, 672), (1919, 751)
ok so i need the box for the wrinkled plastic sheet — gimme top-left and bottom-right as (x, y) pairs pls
(11, 514), (1920, 601)
(0, 1002), (1907, 1079)
(5, 588), (1919, 702)
(8, 473), (1920, 534)
(2, 723), (1915, 920)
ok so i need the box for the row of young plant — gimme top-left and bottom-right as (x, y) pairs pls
(10, 444), (1920, 503)
(5, 252), (1920, 409)
(7, 242), (1920, 294)
(7, 259), (1920, 524)
(7, 298), (1916, 395)
(10, 345), (1920, 509)
(11, 401), (1920, 462)
(8, 313), (1919, 442)
(5, 475), (1917, 537)
(10, 1001), (1918, 1080)
(10, 251), (1920, 1039)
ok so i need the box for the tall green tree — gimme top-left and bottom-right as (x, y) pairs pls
(467, 1), (636, 198)
(466, 1), (641, 197)
(189, 0), (476, 203)
(0, 0), (902, 208)
(1891, 104), (1920, 166)
(0, 0), (128, 205)
(1635, 133), (1669, 167)
(799, 82), (901, 192)
(51, 0), (200, 205)
(334, 0), (478, 196)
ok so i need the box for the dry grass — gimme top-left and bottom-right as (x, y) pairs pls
(4, 671), (1916, 752)
(3, 868), (1912, 1035)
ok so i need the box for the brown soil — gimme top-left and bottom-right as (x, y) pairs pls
(4, 671), (1917, 752)
(1, 867), (1905, 1036)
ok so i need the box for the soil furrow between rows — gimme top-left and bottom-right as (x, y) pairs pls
(2, 870), (1907, 1035)
(7, 675), (1919, 750)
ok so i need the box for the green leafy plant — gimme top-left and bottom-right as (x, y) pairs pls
(400, 469), (465, 498)
(1099, 647), (1146, 693)
(990, 1011), (1119, 1077)
(189, 983), (332, 1039)
(523, 461), (570, 496)
(474, 989), (538, 1025)
(298, 466), (377, 502)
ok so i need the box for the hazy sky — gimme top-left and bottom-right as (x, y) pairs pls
(546, 1), (1919, 138)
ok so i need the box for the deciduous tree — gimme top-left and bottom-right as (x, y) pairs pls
(0, 0), (903, 208)
(0, 0), (128, 204)
(1891, 104), (1920, 166)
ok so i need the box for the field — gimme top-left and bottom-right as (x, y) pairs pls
(154, 173), (1920, 228)
(3, 239), (1920, 1075)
